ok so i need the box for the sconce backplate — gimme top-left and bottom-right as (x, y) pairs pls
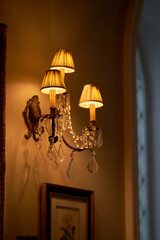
(23, 95), (43, 141)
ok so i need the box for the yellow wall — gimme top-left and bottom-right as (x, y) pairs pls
(0, 0), (128, 239)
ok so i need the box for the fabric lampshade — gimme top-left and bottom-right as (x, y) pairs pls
(79, 84), (103, 108)
(50, 49), (75, 73)
(41, 70), (66, 94)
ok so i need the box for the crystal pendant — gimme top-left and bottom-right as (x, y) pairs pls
(45, 117), (52, 136)
(57, 143), (65, 162)
(66, 151), (79, 181)
(83, 127), (88, 148)
(87, 150), (98, 173)
(91, 127), (97, 147)
(97, 128), (103, 148)
(66, 93), (71, 112)
(47, 143), (57, 160)
(58, 116), (64, 136)
(56, 94), (62, 112)
(47, 144), (58, 175)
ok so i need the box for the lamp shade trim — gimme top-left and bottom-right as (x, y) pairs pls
(41, 86), (66, 94)
(79, 100), (103, 108)
(50, 65), (75, 73)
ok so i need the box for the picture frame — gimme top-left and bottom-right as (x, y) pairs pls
(40, 183), (94, 240)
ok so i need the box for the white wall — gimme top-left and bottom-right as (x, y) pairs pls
(0, 0), (128, 239)
(139, 0), (160, 239)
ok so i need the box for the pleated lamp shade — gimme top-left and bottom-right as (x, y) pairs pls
(41, 70), (66, 94)
(79, 84), (103, 108)
(50, 49), (75, 73)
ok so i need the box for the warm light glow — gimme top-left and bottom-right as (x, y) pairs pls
(41, 69), (66, 94)
(89, 103), (96, 121)
(50, 49), (75, 73)
(50, 89), (56, 107)
(24, 49), (104, 179)
(79, 84), (103, 108)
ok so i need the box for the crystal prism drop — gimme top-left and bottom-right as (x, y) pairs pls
(47, 144), (58, 175)
(45, 118), (52, 136)
(87, 150), (99, 173)
(57, 143), (65, 162)
(47, 143), (54, 160)
(66, 151), (79, 181)
(66, 93), (70, 111)
(47, 144), (58, 164)
(97, 129), (103, 148)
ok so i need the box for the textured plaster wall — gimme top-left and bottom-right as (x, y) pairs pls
(0, 0), (128, 239)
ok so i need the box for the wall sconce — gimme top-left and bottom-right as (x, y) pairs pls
(23, 49), (103, 180)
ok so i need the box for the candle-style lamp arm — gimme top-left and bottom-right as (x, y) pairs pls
(48, 107), (59, 144)
(39, 107), (60, 144)
(23, 96), (100, 153)
(62, 120), (100, 152)
(62, 135), (86, 152)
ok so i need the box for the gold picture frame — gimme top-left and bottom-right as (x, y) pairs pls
(40, 183), (94, 240)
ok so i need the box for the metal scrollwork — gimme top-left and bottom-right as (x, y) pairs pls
(23, 95), (43, 141)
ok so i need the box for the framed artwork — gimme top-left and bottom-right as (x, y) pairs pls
(40, 183), (94, 240)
